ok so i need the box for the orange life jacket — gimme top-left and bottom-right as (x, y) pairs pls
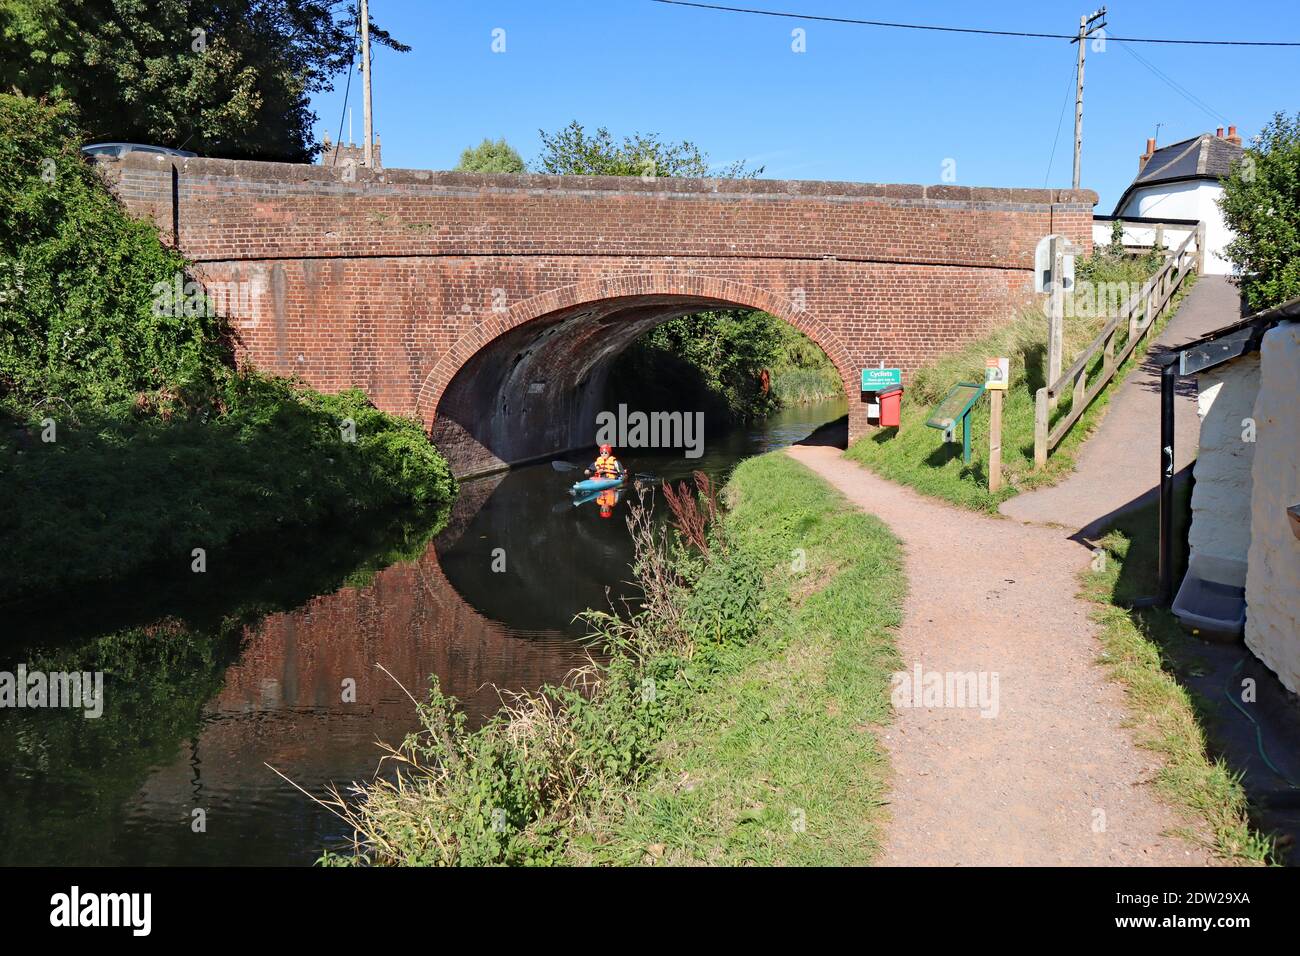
(594, 454), (621, 478)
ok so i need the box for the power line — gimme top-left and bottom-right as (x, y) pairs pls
(650, 0), (1300, 46)
(331, 13), (360, 167)
(1116, 40), (1228, 124)
(1044, 56), (1078, 187)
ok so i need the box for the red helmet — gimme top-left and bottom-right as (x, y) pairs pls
(599, 504), (613, 518)
(599, 443), (612, 455)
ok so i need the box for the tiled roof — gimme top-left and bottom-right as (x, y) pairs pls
(1136, 134), (1244, 186)
(1115, 134), (1245, 213)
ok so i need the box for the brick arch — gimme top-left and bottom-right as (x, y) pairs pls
(414, 273), (855, 429)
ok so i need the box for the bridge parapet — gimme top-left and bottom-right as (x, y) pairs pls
(96, 153), (1095, 269)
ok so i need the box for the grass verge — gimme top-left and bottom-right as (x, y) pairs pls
(587, 452), (904, 864)
(846, 254), (1195, 512)
(1082, 495), (1277, 864)
(313, 452), (904, 866)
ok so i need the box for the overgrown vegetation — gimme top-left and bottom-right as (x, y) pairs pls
(845, 249), (1192, 512)
(0, 94), (456, 604)
(1, 381), (455, 603)
(609, 309), (784, 424)
(311, 454), (903, 865)
(0, 95), (228, 406)
(610, 311), (842, 424)
(769, 321), (843, 405)
(1219, 110), (1300, 311)
(1082, 497), (1278, 865)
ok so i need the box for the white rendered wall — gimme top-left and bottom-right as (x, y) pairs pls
(1118, 181), (1235, 274)
(1190, 355), (1261, 565)
(1244, 322), (1300, 695)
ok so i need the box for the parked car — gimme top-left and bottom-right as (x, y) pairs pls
(80, 142), (197, 159)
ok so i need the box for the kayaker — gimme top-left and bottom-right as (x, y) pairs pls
(584, 444), (624, 481)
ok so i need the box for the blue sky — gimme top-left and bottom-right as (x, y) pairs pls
(310, 0), (1299, 211)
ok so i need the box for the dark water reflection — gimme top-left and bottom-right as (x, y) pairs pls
(0, 398), (844, 865)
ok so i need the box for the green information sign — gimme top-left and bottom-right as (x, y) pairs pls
(861, 367), (902, 391)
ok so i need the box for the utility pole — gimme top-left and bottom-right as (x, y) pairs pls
(1071, 7), (1107, 190)
(361, 0), (373, 167)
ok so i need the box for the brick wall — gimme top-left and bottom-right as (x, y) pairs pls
(97, 153), (1096, 476)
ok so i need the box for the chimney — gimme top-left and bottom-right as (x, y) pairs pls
(1139, 137), (1156, 173)
(1216, 126), (1224, 138)
(1226, 125), (1242, 146)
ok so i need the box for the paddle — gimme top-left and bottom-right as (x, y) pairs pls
(550, 459), (654, 482)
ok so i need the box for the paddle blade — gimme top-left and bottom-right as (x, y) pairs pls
(550, 459), (580, 473)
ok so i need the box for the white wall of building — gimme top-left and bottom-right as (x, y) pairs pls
(1190, 354), (1260, 565)
(1117, 180), (1236, 275)
(1244, 322), (1300, 696)
(1091, 221), (1195, 252)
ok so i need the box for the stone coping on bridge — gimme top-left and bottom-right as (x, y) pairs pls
(98, 151), (1098, 209)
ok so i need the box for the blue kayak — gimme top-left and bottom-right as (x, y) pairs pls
(570, 476), (624, 495)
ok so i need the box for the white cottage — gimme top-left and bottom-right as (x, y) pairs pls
(1105, 128), (1245, 275)
(1175, 301), (1300, 693)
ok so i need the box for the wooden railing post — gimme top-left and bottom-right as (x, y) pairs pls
(1047, 236), (1065, 410)
(1034, 387), (1049, 468)
(1037, 227), (1197, 469)
(1195, 221), (1206, 273)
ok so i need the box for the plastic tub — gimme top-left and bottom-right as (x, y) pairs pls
(1172, 552), (1247, 642)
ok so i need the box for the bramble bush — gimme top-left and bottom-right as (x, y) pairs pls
(0, 94), (232, 409)
(0, 94), (456, 603)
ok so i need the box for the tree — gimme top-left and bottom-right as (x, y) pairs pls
(455, 138), (525, 173)
(0, 0), (409, 162)
(534, 121), (761, 179)
(1219, 112), (1300, 311)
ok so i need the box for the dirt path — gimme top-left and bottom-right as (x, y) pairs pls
(785, 443), (1213, 865)
(1000, 276), (1240, 534)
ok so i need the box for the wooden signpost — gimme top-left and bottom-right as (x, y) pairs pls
(986, 357), (1009, 492)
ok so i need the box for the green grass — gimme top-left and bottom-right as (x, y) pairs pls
(845, 257), (1195, 512)
(587, 452), (905, 864)
(771, 366), (843, 405)
(1082, 495), (1277, 865)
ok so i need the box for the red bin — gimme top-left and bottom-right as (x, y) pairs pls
(877, 384), (904, 427)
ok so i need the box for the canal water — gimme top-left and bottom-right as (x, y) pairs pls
(0, 398), (845, 865)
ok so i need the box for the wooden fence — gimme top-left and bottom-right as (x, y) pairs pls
(1033, 222), (1204, 467)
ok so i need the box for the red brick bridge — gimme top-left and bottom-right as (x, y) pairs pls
(98, 154), (1095, 477)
